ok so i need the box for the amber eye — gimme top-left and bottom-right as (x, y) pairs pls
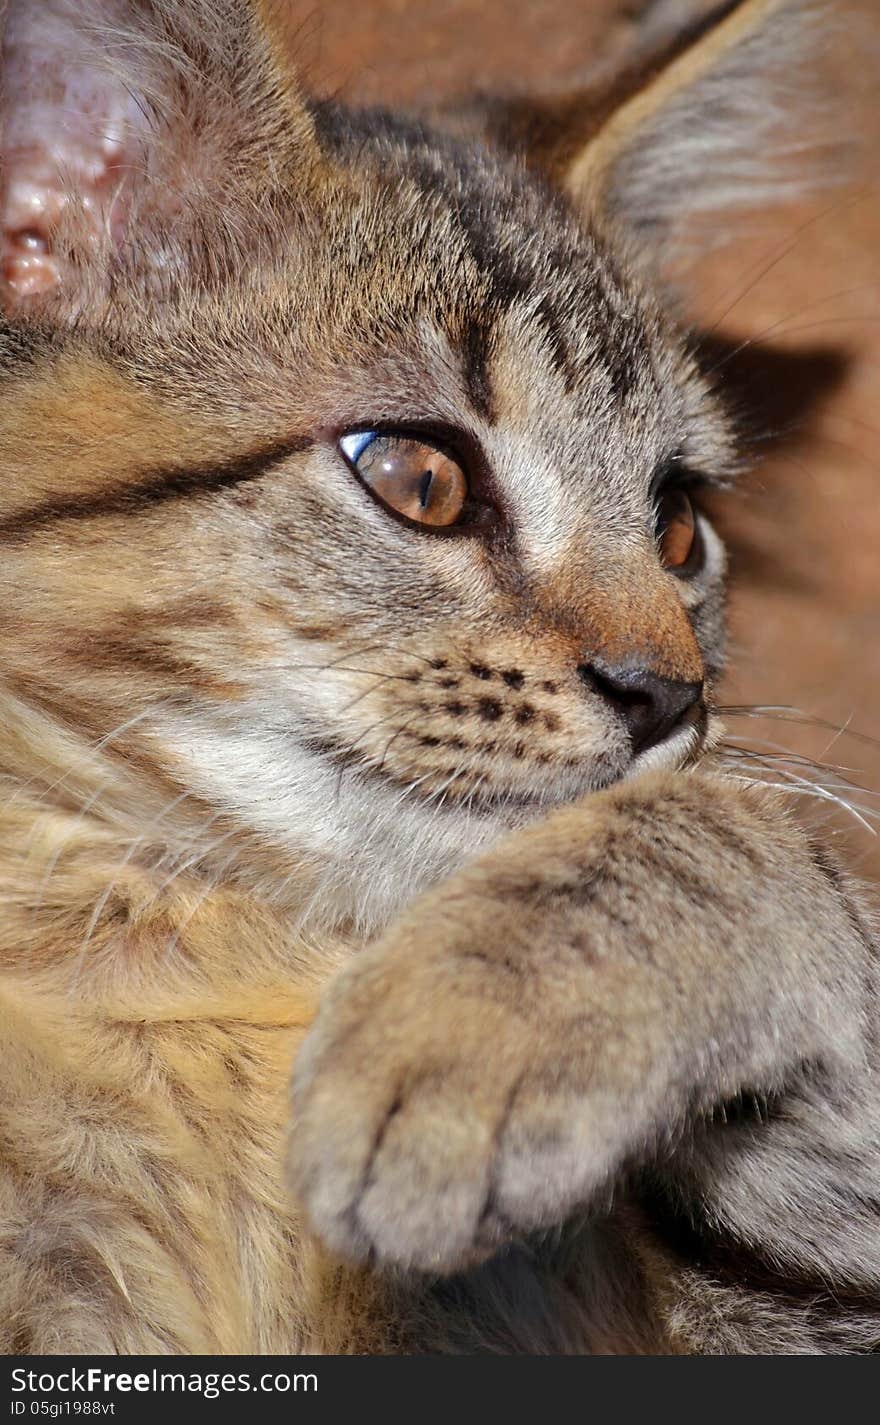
(655, 485), (699, 573)
(339, 431), (468, 528)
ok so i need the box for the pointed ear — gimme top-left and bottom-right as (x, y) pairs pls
(0, 0), (323, 315)
(567, 0), (827, 244)
(478, 0), (832, 268)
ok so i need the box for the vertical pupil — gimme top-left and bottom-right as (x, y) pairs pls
(418, 468), (434, 508)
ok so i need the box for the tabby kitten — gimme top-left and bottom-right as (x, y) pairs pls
(0, 0), (877, 1355)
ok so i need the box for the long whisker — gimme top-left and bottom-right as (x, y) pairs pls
(721, 754), (876, 825)
(276, 664), (424, 684)
(717, 704), (880, 752)
(719, 748), (880, 836)
(698, 186), (877, 336)
(703, 304), (880, 381)
(722, 739), (867, 783)
(335, 673), (421, 719)
(719, 734), (875, 788)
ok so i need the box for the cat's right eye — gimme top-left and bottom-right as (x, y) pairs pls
(655, 486), (701, 575)
(339, 432), (469, 528)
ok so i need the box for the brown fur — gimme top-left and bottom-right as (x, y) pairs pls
(0, 0), (877, 1354)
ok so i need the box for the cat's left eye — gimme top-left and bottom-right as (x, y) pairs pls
(339, 432), (468, 528)
(655, 486), (701, 574)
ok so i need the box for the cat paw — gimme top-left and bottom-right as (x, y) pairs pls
(287, 927), (644, 1274)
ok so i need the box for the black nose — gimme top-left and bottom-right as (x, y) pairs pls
(578, 658), (704, 756)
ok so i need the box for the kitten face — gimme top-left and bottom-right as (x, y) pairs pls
(0, 114), (730, 929)
(0, 0), (807, 931)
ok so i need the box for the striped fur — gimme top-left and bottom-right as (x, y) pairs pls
(0, 0), (876, 1354)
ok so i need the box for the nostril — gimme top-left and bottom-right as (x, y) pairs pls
(577, 660), (704, 757)
(578, 663), (652, 712)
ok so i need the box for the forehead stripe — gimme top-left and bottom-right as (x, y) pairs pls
(459, 318), (495, 424)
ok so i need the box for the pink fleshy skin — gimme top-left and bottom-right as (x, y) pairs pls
(1, 1), (144, 300)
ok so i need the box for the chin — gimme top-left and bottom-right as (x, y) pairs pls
(623, 715), (712, 783)
(164, 704), (716, 937)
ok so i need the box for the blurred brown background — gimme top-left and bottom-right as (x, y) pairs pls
(279, 0), (880, 878)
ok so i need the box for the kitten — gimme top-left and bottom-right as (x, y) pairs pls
(0, 0), (877, 1355)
